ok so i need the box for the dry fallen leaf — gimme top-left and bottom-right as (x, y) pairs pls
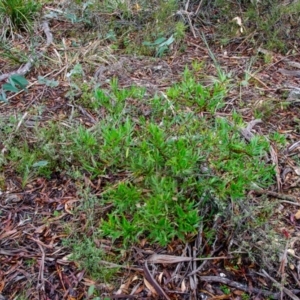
(294, 167), (300, 176)
(294, 210), (300, 220)
(288, 249), (296, 255)
(0, 281), (5, 293)
(115, 283), (127, 295)
(181, 279), (187, 292)
(289, 263), (295, 270)
(233, 290), (245, 295)
(232, 16), (244, 33)
(157, 272), (163, 284)
(144, 278), (158, 296)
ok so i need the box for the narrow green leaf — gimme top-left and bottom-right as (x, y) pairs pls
(0, 90), (8, 102)
(88, 285), (95, 297)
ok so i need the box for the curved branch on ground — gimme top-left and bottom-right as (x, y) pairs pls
(0, 20), (53, 82)
(200, 275), (300, 299)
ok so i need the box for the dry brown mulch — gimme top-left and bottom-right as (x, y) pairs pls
(0, 173), (89, 299)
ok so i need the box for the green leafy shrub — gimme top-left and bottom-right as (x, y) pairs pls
(200, 0), (300, 52)
(0, 69), (277, 279)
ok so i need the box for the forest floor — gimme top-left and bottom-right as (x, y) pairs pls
(1, 8), (300, 300)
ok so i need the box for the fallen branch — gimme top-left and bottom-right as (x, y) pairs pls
(244, 70), (271, 89)
(270, 144), (282, 192)
(0, 20), (53, 82)
(253, 188), (298, 202)
(41, 20), (53, 47)
(199, 275), (300, 299)
(239, 119), (262, 142)
(262, 269), (300, 300)
(0, 55), (39, 82)
(279, 69), (300, 77)
(143, 261), (171, 300)
(175, 9), (197, 38)
(37, 243), (45, 293)
(147, 254), (229, 264)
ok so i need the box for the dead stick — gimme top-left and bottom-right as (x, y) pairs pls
(262, 269), (300, 300)
(0, 20), (54, 82)
(144, 261), (171, 300)
(253, 189), (298, 202)
(199, 275), (300, 299)
(37, 243), (45, 292)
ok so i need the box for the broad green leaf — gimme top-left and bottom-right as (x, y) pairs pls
(88, 285), (95, 296)
(159, 35), (174, 47)
(32, 160), (49, 168)
(143, 37), (167, 47)
(10, 74), (28, 89)
(3, 83), (19, 92)
(0, 90), (8, 102)
(142, 41), (153, 46)
(8, 77), (17, 89)
(156, 45), (168, 57)
(38, 76), (59, 87)
(153, 37), (167, 45)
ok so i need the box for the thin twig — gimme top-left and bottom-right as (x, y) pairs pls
(29, 237), (53, 249)
(37, 243), (45, 292)
(99, 260), (143, 272)
(253, 188), (298, 202)
(147, 254), (229, 264)
(244, 70), (272, 89)
(176, 9), (197, 38)
(270, 144), (282, 192)
(15, 112), (28, 132)
(279, 200), (300, 207)
(191, 243), (198, 297)
(144, 260), (171, 300)
(41, 20), (53, 47)
(262, 269), (300, 300)
(184, 0), (190, 11)
(239, 119), (262, 142)
(195, 0), (204, 16)
(199, 275), (297, 299)
(278, 241), (289, 300)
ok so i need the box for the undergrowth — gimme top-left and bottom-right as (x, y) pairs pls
(0, 0), (41, 31)
(51, 0), (300, 54)
(0, 66), (279, 281)
(47, 0), (184, 56)
(0, 0), (296, 297)
(200, 0), (300, 52)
